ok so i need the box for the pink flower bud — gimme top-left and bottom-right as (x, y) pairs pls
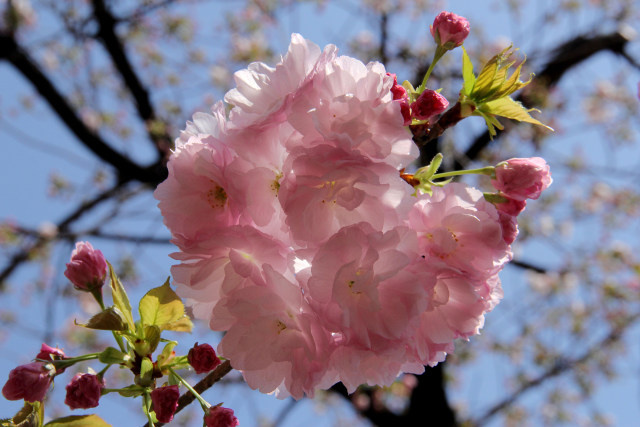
(64, 241), (107, 292)
(498, 211), (519, 244)
(2, 362), (53, 402)
(36, 343), (66, 373)
(410, 89), (449, 121)
(492, 157), (553, 201)
(387, 73), (411, 125)
(204, 405), (239, 427)
(188, 342), (221, 374)
(36, 343), (65, 361)
(430, 11), (470, 50)
(151, 385), (180, 423)
(64, 373), (104, 409)
(494, 197), (527, 217)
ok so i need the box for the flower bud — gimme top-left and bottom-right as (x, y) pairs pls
(188, 342), (221, 374)
(36, 343), (67, 373)
(204, 405), (239, 427)
(64, 241), (107, 292)
(430, 11), (470, 50)
(410, 89), (449, 122)
(492, 157), (552, 201)
(494, 196), (527, 217)
(65, 373), (104, 409)
(387, 73), (411, 125)
(151, 385), (180, 423)
(2, 362), (54, 402)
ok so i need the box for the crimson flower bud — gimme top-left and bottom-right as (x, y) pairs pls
(65, 373), (104, 409)
(151, 385), (180, 423)
(64, 241), (107, 292)
(188, 342), (221, 374)
(410, 89), (449, 122)
(2, 362), (54, 402)
(36, 343), (67, 373)
(204, 405), (239, 427)
(492, 157), (553, 201)
(430, 11), (470, 50)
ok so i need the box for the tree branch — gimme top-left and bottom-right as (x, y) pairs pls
(0, 183), (131, 288)
(0, 32), (163, 184)
(470, 312), (640, 426)
(91, 0), (172, 160)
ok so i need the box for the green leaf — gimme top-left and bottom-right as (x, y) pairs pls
(159, 315), (193, 333)
(482, 97), (553, 130)
(44, 415), (111, 427)
(157, 341), (177, 367)
(75, 307), (128, 331)
(98, 347), (127, 364)
(2, 401), (42, 427)
(108, 262), (135, 332)
(137, 357), (154, 387)
(138, 278), (184, 328)
(145, 325), (161, 354)
(461, 47), (476, 95)
(114, 385), (145, 398)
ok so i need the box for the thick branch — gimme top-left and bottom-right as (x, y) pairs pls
(330, 363), (458, 426)
(0, 32), (162, 184)
(92, 0), (172, 159)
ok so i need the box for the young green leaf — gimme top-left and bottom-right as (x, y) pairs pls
(107, 262), (135, 332)
(75, 307), (128, 331)
(3, 401), (42, 427)
(43, 415), (111, 427)
(461, 47), (476, 95)
(482, 97), (553, 129)
(98, 347), (127, 365)
(138, 278), (184, 328)
(159, 315), (193, 333)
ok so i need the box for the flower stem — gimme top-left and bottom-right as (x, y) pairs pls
(417, 46), (447, 93)
(168, 367), (210, 411)
(143, 392), (155, 427)
(431, 166), (495, 180)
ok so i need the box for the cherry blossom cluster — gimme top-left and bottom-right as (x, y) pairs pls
(154, 30), (551, 399)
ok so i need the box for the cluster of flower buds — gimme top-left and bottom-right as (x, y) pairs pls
(1, 244), (238, 427)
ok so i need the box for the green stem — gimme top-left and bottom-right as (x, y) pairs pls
(169, 368), (210, 411)
(143, 392), (155, 427)
(417, 46), (447, 93)
(431, 166), (495, 180)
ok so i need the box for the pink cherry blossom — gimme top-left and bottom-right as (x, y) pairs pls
(279, 145), (412, 245)
(64, 241), (107, 292)
(407, 183), (512, 281)
(2, 362), (53, 402)
(225, 33), (337, 128)
(215, 264), (331, 399)
(410, 89), (449, 121)
(154, 136), (247, 241)
(430, 11), (470, 50)
(65, 373), (104, 409)
(491, 157), (553, 201)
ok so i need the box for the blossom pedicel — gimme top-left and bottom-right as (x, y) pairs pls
(155, 31), (551, 400)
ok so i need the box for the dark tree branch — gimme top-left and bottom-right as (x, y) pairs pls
(0, 32), (163, 184)
(143, 360), (233, 427)
(470, 312), (640, 426)
(92, 0), (172, 160)
(13, 226), (171, 245)
(0, 183), (130, 288)
(330, 364), (458, 427)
